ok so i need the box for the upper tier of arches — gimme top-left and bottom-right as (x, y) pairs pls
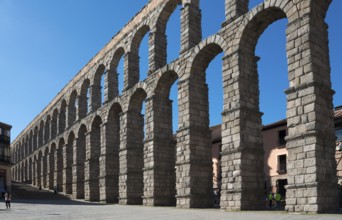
(11, 0), (332, 170)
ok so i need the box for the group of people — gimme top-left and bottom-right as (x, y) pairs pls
(267, 191), (282, 208)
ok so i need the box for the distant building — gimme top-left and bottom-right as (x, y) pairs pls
(0, 122), (12, 193)
(212, 106), (342, 198)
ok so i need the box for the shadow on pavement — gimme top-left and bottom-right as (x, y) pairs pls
(10, 181), (104, 206)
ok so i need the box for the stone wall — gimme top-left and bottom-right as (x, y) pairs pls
(11, 0), (338, 213)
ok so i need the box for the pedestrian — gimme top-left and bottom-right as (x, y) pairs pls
(268, 192), (273, 208)
(54, 185), (58, 194)
(4, 192), (11, 209)
(274, 192), (282, 208)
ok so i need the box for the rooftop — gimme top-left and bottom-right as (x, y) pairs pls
(0, 122), (12, 129)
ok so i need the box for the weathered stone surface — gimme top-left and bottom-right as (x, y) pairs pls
(10, 0), (338, 214)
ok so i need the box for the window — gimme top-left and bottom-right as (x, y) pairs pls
(278, 129), (286, 146)
(0, 128), (10, 138)
(5, 129), (10, 138)
(336, 128), (342, 141)
(277, 154), (287, 174)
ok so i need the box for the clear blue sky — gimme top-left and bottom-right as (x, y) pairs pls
(1, 0), (341, 141)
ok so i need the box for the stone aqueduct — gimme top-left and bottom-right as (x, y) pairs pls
(11, 0), (339, 213)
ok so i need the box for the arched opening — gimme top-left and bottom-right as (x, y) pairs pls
(29, 131), (33, 154)
(51, 109), (58, 139)
(170, 80), (179, 133)
(75, 124), (87, 199)
(39, 121), (44, 146)
(15, 147), (18, 164)
(56, 138), (64, 192)
(239, 8), (287, 210)
(255, 23), (288, 123)
(68, 90), (78, 127)
(18, 162), (22, 182)
(93, 64), (106, 109)
(59, 100), (67, 134)
(44, 116), (51, 143)
(256, 18), (288, 200)
(24, 138), (28, 158)
(64, 132), (74, 194)
(29, 157), (33, 184)
(121, 88), (146, 205)
(79, 79), (90, 118)
(34, 126), (38, 151)
(146, 70), (178, 206)
(20, 142), (23, 161)
(32, 158), (36, 185)
(166, 3), (181, 63)
(105, 103), (122, 203)
(17, 144), (19, 163)
(101, 71), (105, 104)
(17, 163), (20, 181)
(49, 143), (56, 190)
(22, 141), (25, 160)
(154, 0), (181, 65)
(128, 25), (150, 87)
(26, 137), (30, 156)
(110, 47), (125, 95)
(42, 148), (49, 188)
(138, 30), (149, 81)
(85, 116), (102, 201)
(218, 7), (290, 211)
(37, 151), (42, 188)
(206, 51), (224, 208)
(24, 159), (28, 182)
(23, 141), (26, 160)
(15, 163), (18, 181)
(117, 52), (125, 94)
(180, 42), (224, 208)
(13, 165), (17, 181)
(22, 139), (26, 157)
(13, 147), (16, 165)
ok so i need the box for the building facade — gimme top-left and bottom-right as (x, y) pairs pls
(10, 0), (339, 213)
(212, 106), (342, 202)
(262, 107), (342, 196)
(0, 122), (12, 193)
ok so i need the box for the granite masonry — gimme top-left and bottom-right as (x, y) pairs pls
(11, 0), (339, 213)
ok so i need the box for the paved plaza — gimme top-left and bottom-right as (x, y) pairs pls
(0, 200), (341, 220)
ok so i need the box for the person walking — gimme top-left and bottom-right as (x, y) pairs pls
(4, 192), (11, 209)
(268, 192), (274, 208)
(274, 192), (282, 208)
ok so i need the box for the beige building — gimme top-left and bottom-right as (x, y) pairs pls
(212, 106), (342, 198)
(0, 122), (12, 193)
(263, 106), (342, 197)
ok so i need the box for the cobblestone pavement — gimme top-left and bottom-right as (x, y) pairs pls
(0, 200), (341, 220)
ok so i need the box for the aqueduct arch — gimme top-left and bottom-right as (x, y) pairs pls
(11, 0), (338, 213)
